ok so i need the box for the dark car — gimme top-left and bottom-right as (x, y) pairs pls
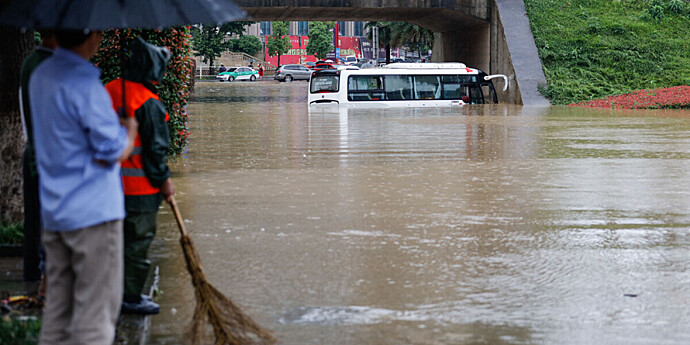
(274, 64), (312, 82)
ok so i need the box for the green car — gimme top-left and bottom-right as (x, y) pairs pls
(216, 66), (259, 82)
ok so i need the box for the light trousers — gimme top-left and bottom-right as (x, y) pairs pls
(40, 220), (123, 345)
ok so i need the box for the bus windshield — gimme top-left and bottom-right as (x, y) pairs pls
(311, 75), (340, 93)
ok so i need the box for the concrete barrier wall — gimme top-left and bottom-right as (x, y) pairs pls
(490, 0), (520, 104)
(492, 0), (550, 106)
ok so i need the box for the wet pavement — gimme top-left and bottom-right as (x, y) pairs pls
(146, 81), (690, 344)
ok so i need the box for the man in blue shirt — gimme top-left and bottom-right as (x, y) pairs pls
(30, 29), (137, 345)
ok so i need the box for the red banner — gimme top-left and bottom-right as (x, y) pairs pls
(263, 35), (362, 66)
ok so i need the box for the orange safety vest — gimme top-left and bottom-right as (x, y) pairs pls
(105, 78), (169, 196)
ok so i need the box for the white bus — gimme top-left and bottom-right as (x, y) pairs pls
(308, 63), (509, 107)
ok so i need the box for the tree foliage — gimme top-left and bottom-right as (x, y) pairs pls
(190, 25), (228, 74)
(389, 22), (434, 57)
(190, 22), (250, 73)
(306, 21), (335, 60)
(93, 28), (193, 158)
(266, 21), (291, 66)
(364, 22), (434, 62)
(231, 35), (262, 56)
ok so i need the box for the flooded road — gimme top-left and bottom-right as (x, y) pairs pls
(148, 81), (690, 345)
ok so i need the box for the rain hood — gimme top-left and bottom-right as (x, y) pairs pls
(124, 37), (171, 84)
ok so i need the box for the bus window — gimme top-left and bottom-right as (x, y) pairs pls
(413, 76), (442, 100)
(348, 76), (384, 101)
(311, 75), (340, 93)
(384, 75), (413, 100)
(349, 76), (382, 90)
(443, 85), (472, 102)
(442, 82), (462, 99)
(440, 75), (480, 100)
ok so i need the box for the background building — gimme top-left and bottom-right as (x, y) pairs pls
(244, 21), (366, 38)
(243, 21), (373, 66)
(205, 21), (412, 73)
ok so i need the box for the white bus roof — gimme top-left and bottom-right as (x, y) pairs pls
(328, 65), (482, 76)
(383, 62), (467, 69)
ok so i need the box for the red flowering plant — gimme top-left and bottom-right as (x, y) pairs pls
(568, 85), (690, 109)
(92, 28), (193, 158)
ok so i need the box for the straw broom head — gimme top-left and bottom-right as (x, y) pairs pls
(172, 198), (276, 345)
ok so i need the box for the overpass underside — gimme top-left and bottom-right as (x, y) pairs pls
(239, 1), (549, 106)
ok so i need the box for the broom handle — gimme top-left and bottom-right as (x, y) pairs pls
(169, 197), (189, 237)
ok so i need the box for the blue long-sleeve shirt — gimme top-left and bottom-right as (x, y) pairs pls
(30, 48), (129, 231)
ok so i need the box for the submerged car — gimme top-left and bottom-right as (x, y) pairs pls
(274, 64), (312, 82)
(216, 66), (259, 82)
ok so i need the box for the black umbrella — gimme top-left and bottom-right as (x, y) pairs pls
(0, 0), (246, 30)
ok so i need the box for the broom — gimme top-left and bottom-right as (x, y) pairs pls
(169, 196), (276, 345)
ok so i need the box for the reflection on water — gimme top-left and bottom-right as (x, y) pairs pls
(148, 81), (690, 345)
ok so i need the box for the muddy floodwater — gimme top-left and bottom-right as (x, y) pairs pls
(147, 81), (690, 345)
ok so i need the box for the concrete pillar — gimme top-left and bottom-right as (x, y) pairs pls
(345, 22), (355, 36)
(489, 0), (520, 105)
(431, 24), (490, 73)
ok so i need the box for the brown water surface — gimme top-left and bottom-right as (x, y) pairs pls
(148, 81), (690, 345)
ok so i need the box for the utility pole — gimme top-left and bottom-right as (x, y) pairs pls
(335, 22), (340, 61)
(372, 26), (379, 65)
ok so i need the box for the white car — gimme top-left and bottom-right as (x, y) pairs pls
(216, 66), (259, 82)
(343, 55), (358, 65)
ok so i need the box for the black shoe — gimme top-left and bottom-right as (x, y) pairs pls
(121, 298), (160, 315)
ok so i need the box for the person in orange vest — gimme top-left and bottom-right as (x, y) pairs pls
(105, 37), (175, 315)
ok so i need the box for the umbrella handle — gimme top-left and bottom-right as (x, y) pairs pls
(168, 197), (189, 237)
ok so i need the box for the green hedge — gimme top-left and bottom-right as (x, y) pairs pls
(0, 317), (41, 345)
(525, 0), (690, 105)
(0, 222), (23, 245)
(93, 28), (193, 158)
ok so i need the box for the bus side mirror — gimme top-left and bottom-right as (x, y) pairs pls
(484, 74), (509, 92)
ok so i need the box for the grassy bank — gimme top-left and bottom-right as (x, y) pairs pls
(524, 0), (690, 105)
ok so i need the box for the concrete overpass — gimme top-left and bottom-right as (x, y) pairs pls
(234, 0), (550, 106)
